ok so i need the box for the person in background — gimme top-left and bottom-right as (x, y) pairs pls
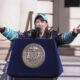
(0, 14), (80, 80)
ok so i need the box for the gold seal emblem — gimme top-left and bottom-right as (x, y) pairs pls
(22, 43), (45, 68)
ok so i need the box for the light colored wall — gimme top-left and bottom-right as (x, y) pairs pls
(20, 0), (53, 31)
(53, 0), (59, 31)
(0, 0), (20, 31)
(20, 0), (37, 32)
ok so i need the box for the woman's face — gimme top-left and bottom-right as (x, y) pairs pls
(35, 19), (48, 32)
(35, 19), (48, 37)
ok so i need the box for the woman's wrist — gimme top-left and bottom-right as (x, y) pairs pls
(0, 27), (5, 33)
(73, 28), (78, 34)
(72, 28), (78, 37)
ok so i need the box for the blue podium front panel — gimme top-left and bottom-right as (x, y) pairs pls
(7, 39), (63, 77)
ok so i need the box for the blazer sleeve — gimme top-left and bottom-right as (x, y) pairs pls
(1, 27), (18, 40)
(55, 31), (78, 46)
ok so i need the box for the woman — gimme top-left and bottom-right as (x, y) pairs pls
(0, 14), (80, 46)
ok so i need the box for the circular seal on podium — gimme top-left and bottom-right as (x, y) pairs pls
(22, 43), (46, 68)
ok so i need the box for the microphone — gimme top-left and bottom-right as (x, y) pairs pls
(35, 27), (42, 38)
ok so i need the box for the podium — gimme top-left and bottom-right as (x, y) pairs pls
(7, 39), (63, 79)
